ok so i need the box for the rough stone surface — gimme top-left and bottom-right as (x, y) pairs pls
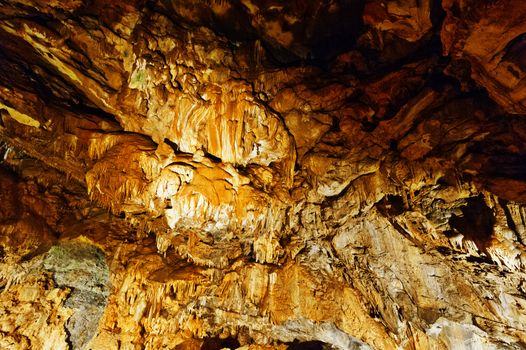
(44, 242), (110, 350)
(0, 1), (526, 349)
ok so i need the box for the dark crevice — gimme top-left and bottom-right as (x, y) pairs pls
(66, 102), (120, 125)
(430, 0), (447, 30)
(449, 195), (495, 251)
(465, 255), (496, 265)
(63, 323), (74, 350)
(287, 340), (330, 350)
(164, 138), (180, 152)
(203, 150), (222, 163)
(436, 246), (452, 255)
(200, 336), (240, 350)
(377, 194), (406, 217)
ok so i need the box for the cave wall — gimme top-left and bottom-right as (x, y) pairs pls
(1, 0), (526, 349)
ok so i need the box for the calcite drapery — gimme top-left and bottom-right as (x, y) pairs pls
(1, 0), (526, 349)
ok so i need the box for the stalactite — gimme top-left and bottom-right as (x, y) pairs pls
(2, 0), (526, 348)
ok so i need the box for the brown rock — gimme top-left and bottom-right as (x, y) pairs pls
(0, 1), (526, 349)
(442, 0), (526, 114)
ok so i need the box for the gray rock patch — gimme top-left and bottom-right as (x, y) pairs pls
(44, 241), (109, 350)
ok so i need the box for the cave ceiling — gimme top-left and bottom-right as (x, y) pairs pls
(1, 0), (526, 349)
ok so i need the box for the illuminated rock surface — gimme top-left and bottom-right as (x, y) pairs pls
(0, 1), (526, 349)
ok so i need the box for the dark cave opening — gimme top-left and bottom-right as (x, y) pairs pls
(448, 195), (495, 249)
(377, 194), (406, 217)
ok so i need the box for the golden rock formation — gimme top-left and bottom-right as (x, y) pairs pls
(1, 0), (526, 349)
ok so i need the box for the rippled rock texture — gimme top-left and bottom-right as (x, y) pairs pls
(1, 0), (526, 349)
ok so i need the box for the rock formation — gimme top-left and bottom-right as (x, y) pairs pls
(0, 0), (526, 349)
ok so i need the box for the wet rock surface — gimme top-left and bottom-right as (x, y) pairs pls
(0, 0), (526, 349)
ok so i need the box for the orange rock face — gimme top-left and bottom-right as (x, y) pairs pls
(441, 0), (526, 114)
(1, 1), (526, 349)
